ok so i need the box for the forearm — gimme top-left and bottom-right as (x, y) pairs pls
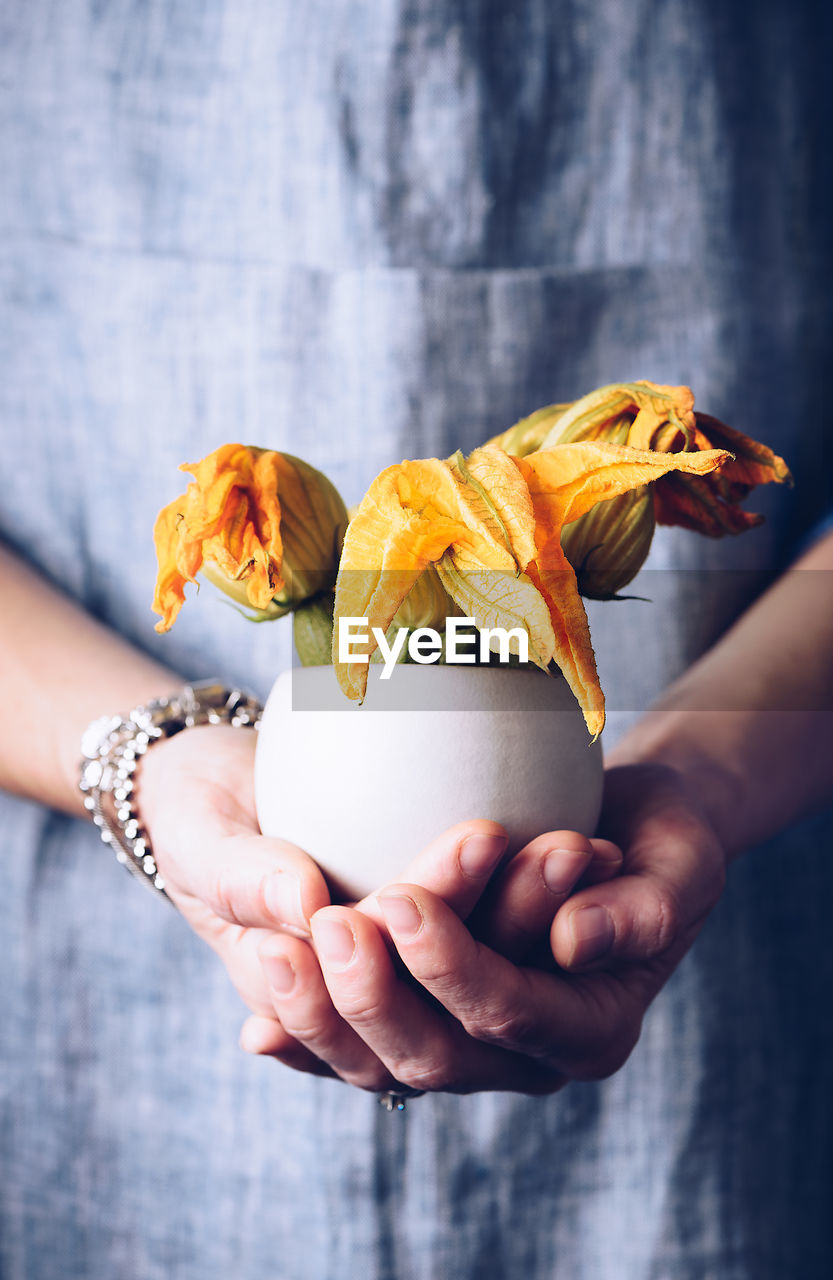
(0, 541), (182, 816)
(608, 529), (833, 858)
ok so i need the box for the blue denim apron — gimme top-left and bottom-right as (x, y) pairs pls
(1, 2), (831, 1276)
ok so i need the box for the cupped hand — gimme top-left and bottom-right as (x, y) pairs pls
(135, 724), (333, 1049)
(244, 763), (726, 1094)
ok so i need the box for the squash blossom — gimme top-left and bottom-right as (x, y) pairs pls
(332, 439), (730, 738)
(489, 382), (792, 597)
(152, 444), (347, 632)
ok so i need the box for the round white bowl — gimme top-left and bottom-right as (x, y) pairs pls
(255, 663), (603, 900)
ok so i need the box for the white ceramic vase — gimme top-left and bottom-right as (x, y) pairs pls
(254, 664), (603, 900)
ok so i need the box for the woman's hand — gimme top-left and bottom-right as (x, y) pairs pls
(135, 724), (335, 1041)
(136, 722), (604, 1077)
(244, 763), (726, 1094)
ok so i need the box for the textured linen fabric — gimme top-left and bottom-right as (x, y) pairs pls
(1, 2), (832, 1277)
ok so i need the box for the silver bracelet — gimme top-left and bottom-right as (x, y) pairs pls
(79, 681), (263, 901)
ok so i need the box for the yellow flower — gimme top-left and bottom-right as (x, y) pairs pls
(152, 444), (347, 632)
(512, 440), (730, 736)
(332, 439), (730, 738)
(542, 381), (792, 536)
(492, 382), (792, 595)
(331, 447), (539, 700)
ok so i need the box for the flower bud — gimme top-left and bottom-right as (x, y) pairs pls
(293, 594), (336, 667)
(270, 453), (349, 609)
(560, 485), (655, 599)
(153, 445), (347, 632)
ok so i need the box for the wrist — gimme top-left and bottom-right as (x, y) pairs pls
(78, 682), (263, 900)
(58, 665), (184, 818)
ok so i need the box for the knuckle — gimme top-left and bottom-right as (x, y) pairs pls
(643, 881), (681, 956)
(334, 991), (388, 1031)
(280, 1013), (333, 1047)
(463, 1001), (541, 1053)
(415, 952), (466, 990)
(212, 864), (244, 925)
(388, 1057), (457, 1094)
(344, 1065), (393, 1094)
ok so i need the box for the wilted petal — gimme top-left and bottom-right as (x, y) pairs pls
(152, 444), (345, 632)
(516, 441), (730, 530)
(629, 408), (792, 535)
(513, 440), (729, 733)
(525, 551), (606, 740)
(452, 446), (539, 569)
(435, 556), (556, 670)
(648, 412), (793, 536)
(333, 458), (506, 699)
(151, 500), (193, 631)
(542, 382), (696, 450)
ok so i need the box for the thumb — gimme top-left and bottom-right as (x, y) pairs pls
(550, 765), (726, 972)
(154, 801), (331, 934)
(183, 828), (331, 933)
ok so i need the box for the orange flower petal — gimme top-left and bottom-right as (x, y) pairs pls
(333, 460), (485, 699)
(542, 382), (696, 450)
(333, 452), (549, 700)
(691, 414), (792, 487)
(152, 444), (286, 631)
(151, 499), (192, 631)
(513, 440), (730, 733)
(525, 553), (605, 740)
(653, 473), (766, 536)
(452, 446), (539, 570)
(516, 441), (730, 529)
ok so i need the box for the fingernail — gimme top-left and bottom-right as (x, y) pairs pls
(239, 1022), (267, 1055)
(542, 848), (592, 896)
(262, 953), (295, 995)
(312, 916), (356, 970)
(458, 832), (507, 878)
(239, 1027), (259, 1054)
(377, 893), (423, 937)
(569, 905), (615, 966)
(264, 871), (309, 934)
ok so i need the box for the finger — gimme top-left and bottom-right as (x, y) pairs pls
(142, 745), (333, 932)
(239, 1014), (339, 1078)
(551, 767), (726, 973)
(309, 905), (554, 1093)
(355, 820), (508, 929)
(198, 917), (306, 1018)
(167, 818), (332, 935)
(579, 839), (626, 887)
(256, 933), (389, 1088)
(376, 884), (643, 1080)
(470, 832), (623, 961)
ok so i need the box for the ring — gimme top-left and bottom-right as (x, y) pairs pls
(378, 1087), (426, 1112)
